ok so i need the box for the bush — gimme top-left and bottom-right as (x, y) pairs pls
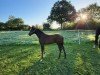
(43, 23), (51, 30)
(62, 22), (76, 30)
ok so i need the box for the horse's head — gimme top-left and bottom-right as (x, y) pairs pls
(28, 26), (36, 36)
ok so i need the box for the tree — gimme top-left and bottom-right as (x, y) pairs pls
(6, 16), (15, 29)
(43, 23), (50, 30)
(8, 15), (15, 20)
(0, 22), (5, 30)
(47, 0), (76, 29)
(78, 3), (100, 29)
(79, 3), (100, 21)
(6, 17), (24, 30)
(0, 16), (29, 31)
(87, 3), (100, 20)
(13, 18), (24, 26)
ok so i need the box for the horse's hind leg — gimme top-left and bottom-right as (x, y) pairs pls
(57, 44), (62, 59)
(40, 44), (44, 59)
(62, 45), (66, 59)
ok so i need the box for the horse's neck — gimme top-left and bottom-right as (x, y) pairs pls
(35, 29), (46, 39)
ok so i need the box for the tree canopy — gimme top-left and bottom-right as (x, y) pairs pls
(43, 23), (50, 30)
(78, 3), (100, 22)
(78, 3), (100, 29)
(47, 0), (76, 29)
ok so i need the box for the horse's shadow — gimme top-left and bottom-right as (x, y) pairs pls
(18, 54), (72, 75)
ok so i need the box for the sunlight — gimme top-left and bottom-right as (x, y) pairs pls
(51, 21), (60, 29)
(75, 53), (83, 65)
(87, 34), (95, 41)
(76, 13), (88, 22)
(80, 13), (88, 21)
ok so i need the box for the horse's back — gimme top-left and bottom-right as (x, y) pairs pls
(54, 34), (64, 43)
(54, 34), (63, 39)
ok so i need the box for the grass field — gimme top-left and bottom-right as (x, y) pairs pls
(0, 30), (100, 75)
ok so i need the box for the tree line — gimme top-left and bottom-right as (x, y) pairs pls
(47, 0), (100, 30)
(0, 16), (30, 31)
(33, 2), (100, 30)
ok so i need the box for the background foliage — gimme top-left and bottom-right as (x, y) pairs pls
(0, 16), (29, 31)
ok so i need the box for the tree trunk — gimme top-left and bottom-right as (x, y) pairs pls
(61, 23), (63, 29)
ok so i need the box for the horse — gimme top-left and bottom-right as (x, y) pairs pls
(28, 26), (66, 59)
(94, 27), (100, 48)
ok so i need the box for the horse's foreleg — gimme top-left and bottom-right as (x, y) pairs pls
(99, 40), (100, 48)
(40, 45), (44, 59)
(95, 35), (99, 45)
(58, 49), (61, 59)
(93, 34), (99, 48)
(58, 44), (62, 59)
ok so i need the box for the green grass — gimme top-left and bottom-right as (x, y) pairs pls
(0, 30), (100, 75)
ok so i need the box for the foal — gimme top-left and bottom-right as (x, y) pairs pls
(29, 26), (66, 59)
(94, 27), (100, 48)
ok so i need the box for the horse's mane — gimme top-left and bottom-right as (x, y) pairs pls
(36, 29), (45, 35)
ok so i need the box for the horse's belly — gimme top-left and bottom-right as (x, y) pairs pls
(44, 38), (55, 44)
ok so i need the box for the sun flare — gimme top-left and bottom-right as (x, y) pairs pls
(51, 21), (60, 29)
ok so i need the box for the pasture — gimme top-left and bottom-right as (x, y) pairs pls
(0, 30), (100, 75)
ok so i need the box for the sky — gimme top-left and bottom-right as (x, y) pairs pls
(0, 0), (100, 25)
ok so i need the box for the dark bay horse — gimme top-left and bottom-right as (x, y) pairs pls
(29, 26), (66, 59)
(94, 27), (100, 48)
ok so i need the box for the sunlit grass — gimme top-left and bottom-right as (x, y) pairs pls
(87, 34), (95, 41)
(0, 45), (40, 75)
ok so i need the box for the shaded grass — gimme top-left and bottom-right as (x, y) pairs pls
(0, 42), (100, 75)
(0, 45), (40, 75)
